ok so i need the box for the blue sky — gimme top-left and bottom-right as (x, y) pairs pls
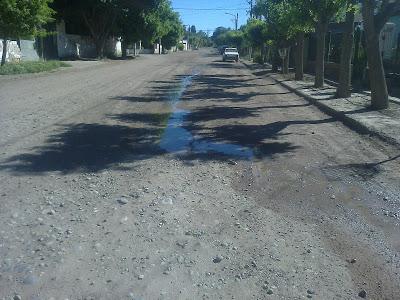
(171, 0), (250, 35)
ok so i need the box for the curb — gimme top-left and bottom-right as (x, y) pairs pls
(242, 61), (400, 148)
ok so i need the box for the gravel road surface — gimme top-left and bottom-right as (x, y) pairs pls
(0, 49), (399, 300)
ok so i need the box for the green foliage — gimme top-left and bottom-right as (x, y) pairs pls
(117, 7), (148, 46)
(252, 0), (313, 46)
(0, 60), (70, 75)
(244, 19), (268, 48)
(162, 16), (184, 49)
(52, 0), (164, 56)
(211, 27), (230, 44)
(0, 0), (54, 39)
(304, 0), (348, 24)
(188, 31), (211, 48)
(177, 43), (184, 51)
(225, 31), (244, 48)
(143, 0), (183, 49)
(253, 54), (265, 64)
(212, 28), (244, 49)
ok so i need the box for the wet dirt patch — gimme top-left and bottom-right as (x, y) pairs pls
(159, 70), (254, 160)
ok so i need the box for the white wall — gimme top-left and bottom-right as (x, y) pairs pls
(180, 40), (189, 51)
(56, 21), (97, 58)
(0, 40), (22, 62)
(56, 21), (121, 58)
(380, 23), (397, 60)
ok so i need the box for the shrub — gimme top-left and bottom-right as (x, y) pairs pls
(0, 61), (70, 75)
(253, 55), (264, 65)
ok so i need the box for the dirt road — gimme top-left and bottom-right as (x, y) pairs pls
(0, 49), (399, 300)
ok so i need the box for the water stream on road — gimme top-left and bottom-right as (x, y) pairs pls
(159, 71), (254, 159)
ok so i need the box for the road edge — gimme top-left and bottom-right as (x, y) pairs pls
(242, 60), (400, 149)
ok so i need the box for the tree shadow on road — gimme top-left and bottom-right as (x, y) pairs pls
(0, 123), (163, 174)
(0, 69), (335, 174)
(324, 154), (400, 180)
(109, 112), (171, 126)
(184, 105), (335, 159)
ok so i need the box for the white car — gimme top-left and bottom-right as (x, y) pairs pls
(222, 48), (239, 62)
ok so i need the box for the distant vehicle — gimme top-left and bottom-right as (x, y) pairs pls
(193, 46), (199, 50)
(219, 45), (229, 54)
(222, 48), (239, 62)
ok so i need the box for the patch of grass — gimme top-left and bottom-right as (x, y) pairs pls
(0, 60), (71, 75)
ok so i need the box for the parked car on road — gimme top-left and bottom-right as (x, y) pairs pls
(222, 48), (239, 62)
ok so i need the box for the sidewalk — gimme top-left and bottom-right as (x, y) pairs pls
(243, 61), (400, 148)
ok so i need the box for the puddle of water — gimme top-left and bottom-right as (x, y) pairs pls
(159, 71), (254, 159)
(159, 109), (192, 153)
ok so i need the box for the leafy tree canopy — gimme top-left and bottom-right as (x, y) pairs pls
(0, 0), (54, 39)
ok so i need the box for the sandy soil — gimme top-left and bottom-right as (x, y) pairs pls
(0, 49), (399, 300)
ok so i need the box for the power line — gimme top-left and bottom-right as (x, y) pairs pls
(173, 7), (247, 11)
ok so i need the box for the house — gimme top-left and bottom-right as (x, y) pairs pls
(180, 39), (189, 51)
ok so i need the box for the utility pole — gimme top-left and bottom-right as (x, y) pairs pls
(236, 13), (238, 31)
(225, 13), (238, 30)
(187, 25), (190, 50)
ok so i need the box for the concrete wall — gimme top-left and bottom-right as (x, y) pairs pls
(105, 37), (122, 57)
(56, 21), (122, 58)
(0, 39), (39, 62)
(140, 48), (155, 54)
(153, 43), (163, 54)
(19, 40), (40, 61)
(56, 22), (97, 58)
(381, 22), (397, 60)
(0, 40), (21, 62)
(180, 40), (189, 51)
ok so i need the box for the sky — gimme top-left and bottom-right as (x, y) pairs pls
(171, 0), (251, 35)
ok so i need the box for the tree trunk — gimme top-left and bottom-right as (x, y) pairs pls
(337, 10), (355, 98)
(121, 40), (127, 58)
(315, 20), (328, 88)
(362, 0), (389, 109)
(272, 46), (279, 72)
(159, 38), (162, 55)
(261, 43), (266, 63)
(94, 37), (106, 59)
(295, 32), (305, 80)
(1, 39), (7, 66)
(282, 48), (290, 74)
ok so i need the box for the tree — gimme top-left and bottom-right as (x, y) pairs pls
(253, 0), (295, 73)
(0, 0), (54, 66)
(287, 0), (314, 80)
(190, 25), (196, 33)
(162, 16), (184, 50)
(143, 0), (183, 52)
(361, 0), (400, 109)
(212, 27), (230, 45)
(188, 30), (211, 48)
(53, 0), (155, 58)
(305, 0), (347, 87)
(116, 1), (158, 57)
(267, 0), (293, 73)
(53, 0), (118, 58)
(336, 1), (357, 98)
(244, 20), (266, 48)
